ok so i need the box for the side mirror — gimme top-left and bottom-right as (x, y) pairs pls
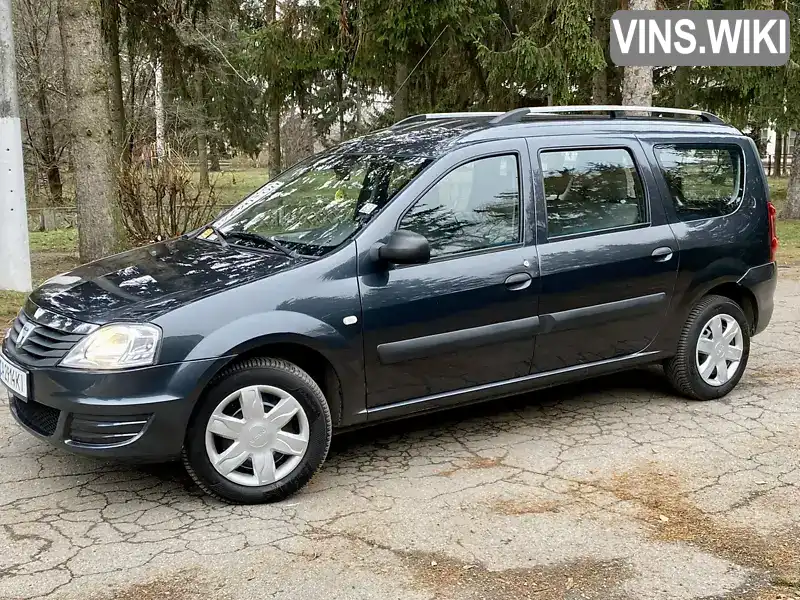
(371, 230), (431, 265)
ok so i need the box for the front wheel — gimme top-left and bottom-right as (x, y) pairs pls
(665, 295), (750, 401)
(182, 357), (332, 504)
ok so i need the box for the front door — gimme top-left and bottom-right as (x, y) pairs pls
(528, 136), (679, 373)
(359, 140), (540, 409)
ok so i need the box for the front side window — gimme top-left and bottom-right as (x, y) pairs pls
(654, 145), (743, 221)
(541, 148), (646, 238)
(399, 154), (521, 257)
(213, 153), (431, 257)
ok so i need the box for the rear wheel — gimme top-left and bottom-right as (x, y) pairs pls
(183, 357), (332, 504)
(665, 295), (750, 401)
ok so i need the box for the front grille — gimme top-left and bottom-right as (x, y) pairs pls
(6, 311), (86, 368)
(68, 413), (150, 447)
(11, 396), (60, 436)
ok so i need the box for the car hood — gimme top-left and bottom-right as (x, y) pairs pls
(28, 238), (298, 324)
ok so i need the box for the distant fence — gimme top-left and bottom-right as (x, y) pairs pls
(28, 207), (77, 231)
(185, 160), (234, 170)
(762, 154), (793, 177)
(27, 204), (237, 232)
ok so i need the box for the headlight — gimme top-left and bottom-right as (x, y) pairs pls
(60, 324), (161, 370)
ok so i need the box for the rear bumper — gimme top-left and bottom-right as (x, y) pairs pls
(4, 356), (228, 462)
(738, 261), (777, 336)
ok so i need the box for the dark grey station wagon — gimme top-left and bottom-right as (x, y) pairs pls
(1, 106), (778, 503)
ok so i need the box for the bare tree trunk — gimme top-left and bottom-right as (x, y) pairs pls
(101, 0), (126, 165)
(194, 68), (209, 189)
(607, 64), (622, 104)
(267, 97), (281, 178)
(19, 0), (64, 205)
(592, 68), (608, 105)
(782, 130), (790, 175)
(125, 26), (136, 158)
(354, 85), (362, 131)
(209, 140), (220, 171)
(394, 60), (409, 122)
(266, 0), (281, 177)
(38, 101), (63, 204)
(592, 0), (610, 104)
(784, 131), (800, 218)
(673, 67), (691, 108)
(335, 70), (345, 141)
(462, 42), (489, 105)
(622, 0), (655, 107)
(59, 0), (122, 262)
(154, 59), (165, 161)
(300, 112), (314, 158)
(673, 1), (692, 108)
(32, 52), (63, 204)
(775, 131), (783, 177)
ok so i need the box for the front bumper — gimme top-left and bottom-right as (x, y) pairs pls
(3, 355), (228, 461)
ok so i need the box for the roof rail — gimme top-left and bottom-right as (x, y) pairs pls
(393, 112), (503, 127)
(489, 105), (725, 126)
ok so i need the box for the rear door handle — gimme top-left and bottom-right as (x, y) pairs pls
(651, 247), (674, 262)
(505, 272), (532, 291)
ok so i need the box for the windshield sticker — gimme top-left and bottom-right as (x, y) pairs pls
(359, 202), (378, 215)
(198, 228), (215, 239)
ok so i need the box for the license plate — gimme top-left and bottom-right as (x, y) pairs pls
(0, 351), (28, 399)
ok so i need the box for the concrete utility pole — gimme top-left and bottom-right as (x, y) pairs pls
(0, 0), (33, 292)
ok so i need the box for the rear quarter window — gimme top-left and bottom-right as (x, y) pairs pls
(653, 145), (744, 221)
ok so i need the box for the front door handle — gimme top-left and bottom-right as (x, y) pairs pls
(505, 272), (532, 291)
(651, 247), (674, 262)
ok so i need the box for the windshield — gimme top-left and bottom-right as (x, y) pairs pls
(211, 153), (432, 257)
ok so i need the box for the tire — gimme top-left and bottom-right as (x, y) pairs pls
(182, 357), (332, 504)
(664, 295), (751, 401)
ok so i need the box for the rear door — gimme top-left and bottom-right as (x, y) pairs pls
(528, 135), (679, 373)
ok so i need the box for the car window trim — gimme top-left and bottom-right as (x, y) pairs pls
(545, 221), (652, 243)
(394, 150), (525, 262)
(536, 144), (652, 242)
(651, 142), (746, 225)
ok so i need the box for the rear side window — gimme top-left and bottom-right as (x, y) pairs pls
(654, 145), (743, 221)
(540, 148), (646, 238)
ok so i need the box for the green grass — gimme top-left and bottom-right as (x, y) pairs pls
(776, 220), (800, 264)
(769, 177), (788, 208)
(1, 231), (80, 328)
(206, 169), (268, 207)
(0, 292), (26, 328)
(28, 229), (79, 253)
(767, 177), (800, 265)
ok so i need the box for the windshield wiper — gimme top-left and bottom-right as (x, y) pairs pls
(225, 230), (299, 259)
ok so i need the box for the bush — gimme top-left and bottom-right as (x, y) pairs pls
(118, 156), (217, 245)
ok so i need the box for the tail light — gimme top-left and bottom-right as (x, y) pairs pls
(768, 201), (779, 262)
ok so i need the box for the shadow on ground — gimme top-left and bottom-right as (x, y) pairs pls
(132, 367), (674, 495)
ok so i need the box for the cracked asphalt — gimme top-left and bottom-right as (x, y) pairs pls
(2, 272), (799, 600)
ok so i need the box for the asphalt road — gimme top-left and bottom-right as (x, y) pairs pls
(1, 272), (799, 600)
